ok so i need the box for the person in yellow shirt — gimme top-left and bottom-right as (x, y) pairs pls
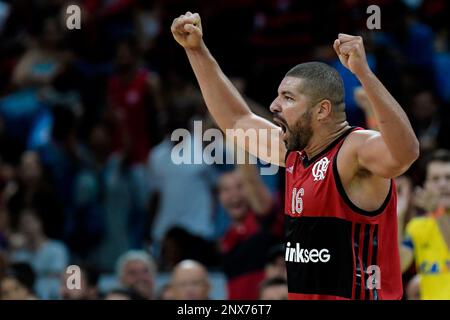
(398, 149), (450, 300)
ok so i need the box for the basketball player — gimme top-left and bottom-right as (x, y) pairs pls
(171, 12), (419, 300)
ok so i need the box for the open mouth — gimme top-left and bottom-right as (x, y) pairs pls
(273, 117), (287, 134)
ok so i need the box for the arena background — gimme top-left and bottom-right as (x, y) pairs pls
(0, 0), (449, 300)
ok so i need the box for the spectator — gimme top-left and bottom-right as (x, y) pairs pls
(0, 262), (37, 300)
(1, 17), (69, 145)
(219, 163), (283, 300)
(35, 106), (82, 226)
(259, 277), (288, 300)
(170, 260), (210, 300)
(7, 151), (64, 240)
(398, 149), (450, 299)
(66, 123), (109, 260)
(106, 35), (163, 165)
(147, 106), (218, 255)
(91, 148), (150, 271)
(116, 250), (156, 300)
(11, 17), (65, 89)
(409, 89), (450, 153)
(9, 207), (68, 299)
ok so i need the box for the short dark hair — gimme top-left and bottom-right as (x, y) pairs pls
(426, 149), (450, 166)
(285, 62), (345, 110)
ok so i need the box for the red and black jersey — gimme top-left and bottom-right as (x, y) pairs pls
(284, 127), (402, 300)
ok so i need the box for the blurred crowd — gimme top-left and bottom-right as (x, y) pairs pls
(0, 0), (449, 300)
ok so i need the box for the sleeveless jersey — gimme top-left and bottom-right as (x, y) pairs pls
(284, 127), (402, 300)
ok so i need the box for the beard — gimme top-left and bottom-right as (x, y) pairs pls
(285, 108), (313, 151)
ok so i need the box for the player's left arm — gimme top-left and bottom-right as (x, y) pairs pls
(334, 34), (419, 178)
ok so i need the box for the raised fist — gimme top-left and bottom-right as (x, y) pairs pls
(333, 34), (370, 76)
(171, 12), (203, 50)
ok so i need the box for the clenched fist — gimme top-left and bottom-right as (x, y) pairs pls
(171, 12), (203, 50)
(333, 34), (370, 77)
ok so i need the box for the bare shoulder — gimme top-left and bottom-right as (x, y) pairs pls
(346, 129), (379, 145)
(338, 129), (392, 212)
(338, 129), (377, 159)
(337, 129), (379, 178)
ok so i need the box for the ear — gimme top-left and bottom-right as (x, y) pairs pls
(316, 99), (332, 121)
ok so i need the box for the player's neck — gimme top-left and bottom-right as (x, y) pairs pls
(304, 123), (350, 159)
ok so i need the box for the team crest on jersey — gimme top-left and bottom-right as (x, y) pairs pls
(312, 157), (330, 181)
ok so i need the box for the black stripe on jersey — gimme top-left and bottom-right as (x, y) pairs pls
(362, 224), (371, 300)
(372, 225), (379, 300)
(285, 216), (354, 298)
(353, 223), (362, 299)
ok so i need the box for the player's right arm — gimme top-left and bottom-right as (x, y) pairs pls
(171, 12), (286, 167)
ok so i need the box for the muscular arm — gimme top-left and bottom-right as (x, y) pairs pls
(334, 34), (419, 178)
(356, 71), (419, 177)
(185, 44), (249, 131)
(172, 13), (286, 166)
(354, 87), (378, 131)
